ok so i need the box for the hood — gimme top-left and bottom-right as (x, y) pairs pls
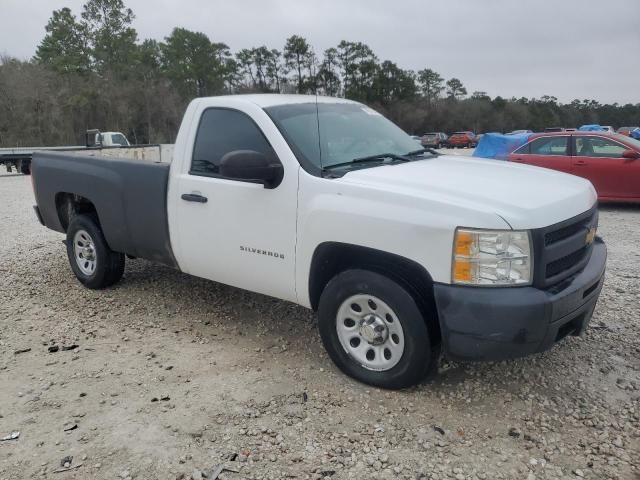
(337, 155), (597, 229)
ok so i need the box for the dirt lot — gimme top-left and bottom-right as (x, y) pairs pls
(0, 173), (638, 480)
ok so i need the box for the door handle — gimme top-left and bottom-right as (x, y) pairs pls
(575, 160), (586, 166)
(181, 193), (208, 203)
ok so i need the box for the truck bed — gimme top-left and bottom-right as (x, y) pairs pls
(32, 151), (177, 267)
(63, 144), (174, 163)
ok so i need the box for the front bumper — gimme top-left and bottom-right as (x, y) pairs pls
(433, 238), (606, 361)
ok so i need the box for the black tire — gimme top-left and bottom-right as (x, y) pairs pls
(66, 214), (125, 289)
(318, 269), (436, 389)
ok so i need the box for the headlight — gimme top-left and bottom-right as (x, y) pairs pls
(452, 229), (532, 286)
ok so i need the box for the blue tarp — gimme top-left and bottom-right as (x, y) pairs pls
(631, 128), (640, 140)
(473, 132), (532, 160)
(578, 124), (606, 131)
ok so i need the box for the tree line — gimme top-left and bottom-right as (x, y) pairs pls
(0, 0), (638, 147)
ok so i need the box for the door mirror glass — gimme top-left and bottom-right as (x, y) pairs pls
(219, 150), (284, 189)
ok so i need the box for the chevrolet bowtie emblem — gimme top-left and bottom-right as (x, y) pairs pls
(586, 227), (596, 245)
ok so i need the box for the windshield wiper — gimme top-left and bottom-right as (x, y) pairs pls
(323, 153), (410, 171)
(405, 148), (440, 157)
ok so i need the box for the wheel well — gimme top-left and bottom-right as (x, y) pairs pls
(309, 242), (441, 345)
(55, 193), (99, 232)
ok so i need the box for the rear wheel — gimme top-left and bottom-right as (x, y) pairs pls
(66, 214), (125, 289)
(318, 269), (437, 389)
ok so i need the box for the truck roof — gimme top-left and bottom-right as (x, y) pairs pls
(194, 94), (358, 108)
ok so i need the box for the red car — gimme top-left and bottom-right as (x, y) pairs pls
(448, 131), (477, 148)
(507, 132), (640, 202)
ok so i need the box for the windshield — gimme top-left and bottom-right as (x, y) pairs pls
(265, 102), (421, 171)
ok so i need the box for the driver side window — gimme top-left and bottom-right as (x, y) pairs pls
(191, 108), (278, 177)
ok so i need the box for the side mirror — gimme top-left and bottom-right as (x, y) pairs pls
(219, 150), (284, 189)
(622, 149), (640, 160)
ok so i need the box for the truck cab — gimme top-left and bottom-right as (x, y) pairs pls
(100, 132), (130, 147)
(86, 130), (130, 147)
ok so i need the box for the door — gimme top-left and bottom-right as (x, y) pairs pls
(510, 135), (572, 173)
(170, 106), (299, 302)
(572, 135), (639, 199)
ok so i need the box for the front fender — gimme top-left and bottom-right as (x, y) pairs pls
(295, 171), (509, 307)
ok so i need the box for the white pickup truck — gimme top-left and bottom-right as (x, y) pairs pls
(31, 95), (606, 389)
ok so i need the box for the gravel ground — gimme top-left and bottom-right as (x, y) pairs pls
(0, 173), (638, 480)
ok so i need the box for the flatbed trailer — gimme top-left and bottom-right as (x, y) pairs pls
(1, 130), (174, 174)
(1, 146), (86, 174)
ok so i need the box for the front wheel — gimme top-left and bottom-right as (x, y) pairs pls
(66, 214), (125, 289)
(318, 269), (436, 389)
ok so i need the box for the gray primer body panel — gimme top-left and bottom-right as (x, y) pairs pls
(32, 151), (177, 268)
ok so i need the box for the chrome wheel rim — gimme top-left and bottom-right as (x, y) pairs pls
(336, 294), (405, 371)
(73, 229), (97, 276)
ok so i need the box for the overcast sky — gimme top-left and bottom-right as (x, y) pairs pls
(1, 0), (638, 104)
